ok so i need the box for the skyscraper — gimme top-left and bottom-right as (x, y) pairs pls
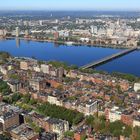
(91, 26), (98, 35)
(16, 27), (20, 37)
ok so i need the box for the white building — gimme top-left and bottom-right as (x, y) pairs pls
(59, 30), (70, 37)
(80, 38), (90, 43)
(133, 116), (140, 127)
(0, 30), (7, 36)
(106, 29), (114, 37)
(16, 27), (20, 37)
(85, 100), (98, 116)
(134, 83), (140, 92)
(77, 100), (98, 116)
(44, 117), (69, 140)
(108, 106), (122, 122)
(0, 66), (8, 75)
(33, 65), (41, 72)
(98, 28), (106, 36)
(137, 18), (140, 22)
(41, 64), (50, 74)
(47, 95), (63, 106)
(91, 26), (98, 35)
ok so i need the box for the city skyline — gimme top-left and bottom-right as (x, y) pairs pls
(0, 0), (140, 11)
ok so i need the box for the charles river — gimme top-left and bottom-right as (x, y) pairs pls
(0, 39), (140, 76)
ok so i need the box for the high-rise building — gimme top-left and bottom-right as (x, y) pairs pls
(39, 20), (43, 26)
(90, 26), (98, 35)
(0, 30), (7, 37)
(54, 32), (59, 40)
(25, 30), (29, 36)
(23, 21), (29, 26)
(16, 27), (20, 37)
(57, 67), (64, 78)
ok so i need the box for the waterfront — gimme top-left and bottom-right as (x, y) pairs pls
(0, 39), (140, 76)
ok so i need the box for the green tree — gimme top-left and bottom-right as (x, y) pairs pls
(37, 103), (84, 125)
(0, 81), (11, 95)
(132, 127), (140, 140)
(85, 115), (94, 126)
(64, 131), (74, 138)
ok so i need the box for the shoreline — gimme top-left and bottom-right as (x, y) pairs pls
(5, 53), (140, 80)
(4, 36), (132, 49)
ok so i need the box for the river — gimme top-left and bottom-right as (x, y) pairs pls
(0, 39), (140, 76)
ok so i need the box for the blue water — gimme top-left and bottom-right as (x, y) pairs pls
(0, 39), (140, 76)
(96, 50), (140, 76)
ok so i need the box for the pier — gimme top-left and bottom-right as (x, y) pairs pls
(80, 48), (137, 69)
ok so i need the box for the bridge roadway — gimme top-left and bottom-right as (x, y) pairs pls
(80, 47), (137, 69)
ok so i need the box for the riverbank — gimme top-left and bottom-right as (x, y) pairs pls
(5, 36), (132, 49)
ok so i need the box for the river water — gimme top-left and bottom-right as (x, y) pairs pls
(0, 39), (140, 76)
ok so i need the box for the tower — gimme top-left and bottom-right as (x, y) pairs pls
(16, 27), (20, 37)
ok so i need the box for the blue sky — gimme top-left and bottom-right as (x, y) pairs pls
(0, 0), (140, 11)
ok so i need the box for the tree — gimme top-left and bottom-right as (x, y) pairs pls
(64, 131), (74, 138)
(22, 94), (31, 104)
(8, 74), (20, 80)
(85, 115), (94, 126)
(0, 134), (11, 140)
(0, 81), (11, 95)
(108, 121), (132, 137)
(123, 125), (132, 137)
(37, 103), (84, 125)
(11, 93), (22, 103)
(0, 52), (11, 59)
(132, 127), (140, 140)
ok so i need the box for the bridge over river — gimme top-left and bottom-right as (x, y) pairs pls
(80, 47), (137, 70)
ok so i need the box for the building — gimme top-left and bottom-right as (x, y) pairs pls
(43, 117), (69, 140)
(41, 64), (50, 74)
(54, 32), (59, 40)
(133, 115), (140, 127)
(57, 67), (64, 78)
(25, 30), (30, 36)
(108, 107), (122, 122)
(85, 100), (98, 115)
(31, 112), (69, 140)
(106, 29), (114, 37)
(0, 29), (7, 37)
(121, 110), (133, 126)
(78, 100), (98, 116)
(16, 27), (20, 37)
(59, 30), (70, 37)
(20, 61), (29, 70)
(7, 79), (20, 92)
(90, 26), (98, 35)
(47, 94), (63, 106)
(134, 83), (140, 92)
(33, 65), (41, 72)
(80, 38), (90, 43)
(0, 111), (19, 131)
(39, 132), (57, 140)
(29, 78), (45, 91)
(0, 65), (8, 75)
(10, 124), (39, 140)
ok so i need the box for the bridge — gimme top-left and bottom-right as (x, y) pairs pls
(80, 48), (137, 69)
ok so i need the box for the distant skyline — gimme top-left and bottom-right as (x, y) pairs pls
(0, 0), (140, 11)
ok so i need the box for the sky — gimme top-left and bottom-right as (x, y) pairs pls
(0, 0), (140, 11)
